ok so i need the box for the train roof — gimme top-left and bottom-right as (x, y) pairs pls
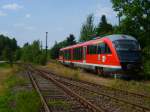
(106, 34), (137, 41)
(60, 34), (137, 51)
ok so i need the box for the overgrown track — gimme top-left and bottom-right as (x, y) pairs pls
(35, 68), (150, 112)
(27, 69), (105, 112)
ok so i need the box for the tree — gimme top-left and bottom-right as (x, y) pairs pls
(0, 35), (18, 66)
(79, 14), (96, 42)
(111, 0), (150, 47)
(21, 40), (47, 65)
(2, 47), (13, 66)
(50, 41), (60, 59)
(66, 34), (76, 46)
(96, 15), (113, 37)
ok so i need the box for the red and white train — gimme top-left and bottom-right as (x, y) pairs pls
(59, 34), (142, 75)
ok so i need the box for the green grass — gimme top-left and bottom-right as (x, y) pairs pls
(110, 79), (150, 94)
(0, 90), (41, 112)
(4, 74), (27, 88)
(0, 63), (10, 68)
(0, 91), (13, 112)
(48, 100), (71, 111)
(0, 66), (41, 112)
(14, 90), (41, 112)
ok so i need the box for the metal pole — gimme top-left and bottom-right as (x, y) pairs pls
(46, 32), (48, 61)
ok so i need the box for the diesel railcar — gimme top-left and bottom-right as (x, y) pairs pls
(58, 34), (142, 75)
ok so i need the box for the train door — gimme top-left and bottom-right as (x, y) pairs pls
(83, 46), (86, 63)
(97, 44), (101, 63)
(98, 42), (112, 64)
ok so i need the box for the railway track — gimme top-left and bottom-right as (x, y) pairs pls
(32, 67), (150, 112)
(27, 70), (105, 112)
(22, 63), (150, 112)
(37, 69), (150, 107)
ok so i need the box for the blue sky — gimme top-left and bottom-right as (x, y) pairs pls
(0, 0), (118, 48)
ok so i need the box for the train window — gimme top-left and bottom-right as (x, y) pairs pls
(64, 49), (71, 60)
(97, 44), (101, 54)
(113, 40), (140, 51)
(73, 47), (83, 60)
(105, 44), (111, 54)
(100, 43), (105, 54)
(98, 43), (111, 54)
(87, 45), (97, 54)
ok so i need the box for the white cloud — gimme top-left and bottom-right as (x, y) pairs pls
(0, 10), (7, 16)
(25, 14), (31, 18)
(2, 3), (23, 10)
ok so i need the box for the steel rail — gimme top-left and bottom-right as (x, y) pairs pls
(27, 71), (52, 112)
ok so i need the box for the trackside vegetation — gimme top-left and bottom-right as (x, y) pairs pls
(0, 64), (41, 112)
(48, 100), (71, 111)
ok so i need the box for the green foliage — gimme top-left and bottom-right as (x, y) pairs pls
(0, 90), (14, 112)
(14, 48), (22, 61)
(0, 35), (18, 65)
(79, 14), (96, 42)
(111, 0), (150, 48)
(21, 40), (47, 65)
(50, 41), (60, 59)
(48, 100), (71, 111)
(14, 90), (41, 112)
(0, 63), (10, 68)
(0, 90), (41, 112)
(143, 46), (150, 78)
(0, 68), (41, 112)
(96, 15), (113, 36)
(5, 74), (27, 88)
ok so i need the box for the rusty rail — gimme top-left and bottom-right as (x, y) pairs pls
(33, 69), (106, 112)
(27, 71), (52, 112)
(27, 65), (106, 112)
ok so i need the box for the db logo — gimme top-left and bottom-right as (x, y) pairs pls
(102, 56), (106, 62)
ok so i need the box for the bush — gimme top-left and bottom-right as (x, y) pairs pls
(143, 61), (150, 79)
(143, 46), (150, 79)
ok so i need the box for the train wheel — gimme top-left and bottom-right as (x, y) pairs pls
(96, 67), (103, 75)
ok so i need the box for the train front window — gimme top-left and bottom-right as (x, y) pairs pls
(113, 40), (140, 51)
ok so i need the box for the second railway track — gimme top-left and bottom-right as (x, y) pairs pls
(38, 68), (150, 108)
